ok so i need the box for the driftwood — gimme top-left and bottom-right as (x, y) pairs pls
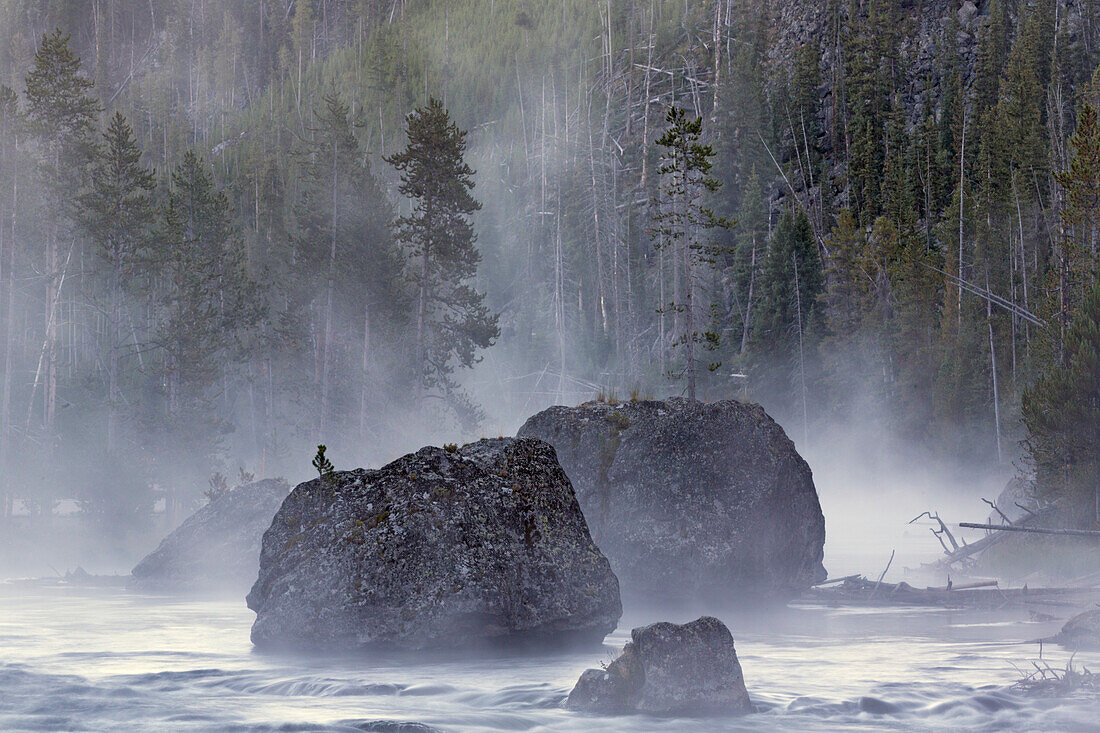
(910, 511), (961, 553)
(932, 506), (1063, 567)
(813, 574), (860, 587)
(803, 575), (1100, 609)
(959, 523), (1100, 538)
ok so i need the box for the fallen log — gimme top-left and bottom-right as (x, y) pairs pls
(813, 574), (861, 587)
(926, 580), (999, 591)
(959, 523), (1100, 538)
(802, 575), (1100, 609)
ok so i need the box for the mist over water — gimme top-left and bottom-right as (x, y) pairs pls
(1, 409), (1081, 733)
(4, 582), (1099, 732)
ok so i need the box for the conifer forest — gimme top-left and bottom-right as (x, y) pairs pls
(0, 0), (1099, 529)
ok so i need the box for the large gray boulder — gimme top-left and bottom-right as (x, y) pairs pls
(130, 479), (291, 592)
(246, 438), (622, 651)
(567, 616), (752, 715)
(518, 399), (826, 600)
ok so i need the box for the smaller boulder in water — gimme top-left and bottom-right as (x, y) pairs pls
(566, 616), (752, 715)
(130, 479), (291, 592)
(1048, 610), (1100, 650)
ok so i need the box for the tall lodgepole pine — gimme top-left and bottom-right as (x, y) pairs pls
(651, 104), (732, 401)
(79, 112), (156, 455)
(0, 85), (16, 521)
(22, 29), (99, 454)
(386, 97), (498, 426)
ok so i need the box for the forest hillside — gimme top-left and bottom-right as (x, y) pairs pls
(0, 0), (1098, 526)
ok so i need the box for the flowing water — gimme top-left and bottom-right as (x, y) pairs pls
(3, 581), (1100, 732)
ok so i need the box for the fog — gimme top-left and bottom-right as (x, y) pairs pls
(3, 1), (1099, 730)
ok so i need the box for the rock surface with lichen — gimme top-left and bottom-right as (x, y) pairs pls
(246, 438), (621, 650)
(566, 616), (752, 715)
(518, 399), (826, 601)
(130, 478), (291, 593)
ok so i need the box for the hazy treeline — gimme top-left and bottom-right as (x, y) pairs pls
(0, 0), (1099, 525)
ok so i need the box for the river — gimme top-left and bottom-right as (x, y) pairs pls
(3, 581), (1098, 732)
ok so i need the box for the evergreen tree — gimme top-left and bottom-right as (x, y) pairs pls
(751, 210), (822, 422)
(295, 93), (403, 440)
(22, 28), (99, 451)
(152, 151), (258, 510)
(386, 98), (498, 425)
(652, 104), (733, 401)
(79, 112), (156, 455)
(1022, 281), (1100, 523)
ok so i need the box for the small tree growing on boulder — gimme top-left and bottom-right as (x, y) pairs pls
(312, 445), (335, 483)
(205, 472), (229, 503)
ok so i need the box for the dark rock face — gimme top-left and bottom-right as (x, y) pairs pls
(246, 438), (622, 651)
(567, 616), (752, 715)
(518, 399), (826, 600)
(130, 479), (291, 592)
(1049, 610), (1100, 649)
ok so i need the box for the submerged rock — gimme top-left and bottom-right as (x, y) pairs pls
(246, 438), (622, 651)
(566, 616), (752, 715)
(518, 399), (826, 600)
(130, 478), (291, 592)
(1049, 610), (1100, 650)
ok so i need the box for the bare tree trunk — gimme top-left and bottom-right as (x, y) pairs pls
(0, 174), (14, 520)
(415, 249), (428, 406)
(986, 270), (1003, 463)
(958, 118), (965, 334)
(106, 253), (121, 453)
(359, 298), (371, 438)
(740, 235), (757, 354)
(684, 217), (696, 400)
(794, 253), (809, 447)
(319, 139), (339, 438)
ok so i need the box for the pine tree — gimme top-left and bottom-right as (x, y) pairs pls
(652, 104), (733, 401)
(22, 28), (100, 451)
(1022, 281), (1100, 524)
(751, 210), (822, 421)
(386, 98), (498, 425)
(79, 112), (156, 454)
(295, 93), (402, 440)
(153, 151), (258, 510)
(0, 84), (17, 522)
(312, 444), (335, 482)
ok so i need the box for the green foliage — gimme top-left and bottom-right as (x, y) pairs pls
(1, 0), (1100, 523)
(651, 105), (734, 400)
(1023, 282), (1100, 522)
(386, 97), (499, 425)
(312, 444), (335, 481)
(205, 472), (229, 503)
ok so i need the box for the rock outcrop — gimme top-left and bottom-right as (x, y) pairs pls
(130, 478), (291, 592)
(518, 399), (826, 600)
(1048, 610), (1100, 650)
(246, 438), (622, 651)
(566, 616), (752, 715)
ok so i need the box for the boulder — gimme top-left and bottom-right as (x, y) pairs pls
(1048, 610), (1100, 650)
(246, 438), (622, 651)
(990, 478), (1039, 525)
(130, 478), (291, 592)
(566, 616), (752, 715)
(518, 399), (826, 600)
